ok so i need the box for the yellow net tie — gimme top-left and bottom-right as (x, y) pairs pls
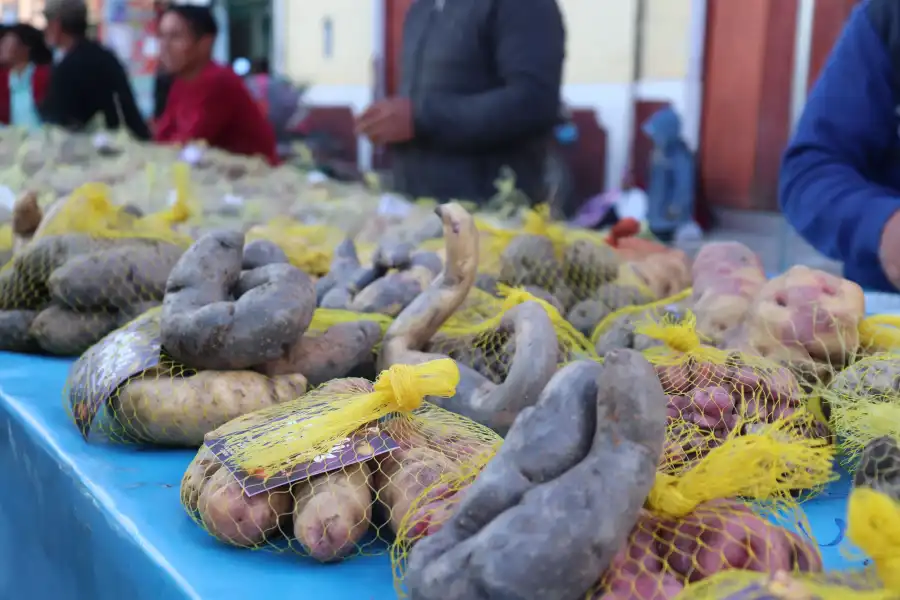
(636, 310), (703, 354)
(521, 204), (567, 249)
(227, 359), (461, 475)
(496, 285), (594, 355)
(847, 487), (900, 591)
(858, 315), (900, 351)
(646, 424), (835, 519)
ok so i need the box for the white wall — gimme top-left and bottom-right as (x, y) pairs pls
(560, 0), (703, 190)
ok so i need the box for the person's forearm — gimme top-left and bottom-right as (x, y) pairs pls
(780, 145), (899, 265)
(414, 85), (559, 150)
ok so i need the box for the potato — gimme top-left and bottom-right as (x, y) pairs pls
(112, 370), (308, 446)
(48, 242), (184, 310)
(241, 239), (288, 270)
(743, 266), (865, 366)
(618, 250), (691, 300)
(259, 320), (382, 385)
(498, 234), (560, 290)
(405, 354), (667, 600)
(29, 304), (119, 355)
(348, 253), (441, 316)
(181, 445), (222, 513)
(374, 447), (457, 535)
(561, 239), (621, 301)
(691, 242), (766, 341)
(161, 231), (317, 370)
(198, 467), (292, 547)
(292, 463), (373, 562)
(0, 309), (39, 352)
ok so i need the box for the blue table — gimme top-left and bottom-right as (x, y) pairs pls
(0, 352), (397, 600)
(0, 352), (867, 600)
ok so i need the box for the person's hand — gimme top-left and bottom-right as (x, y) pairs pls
(355, 98), (414, 144)
(879, 210), (900, 289)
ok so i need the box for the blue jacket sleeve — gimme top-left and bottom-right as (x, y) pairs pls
(780, 2), (900, 267)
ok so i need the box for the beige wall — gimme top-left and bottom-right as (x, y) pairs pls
(283, 0), (373, 88)
(560, 0), (693, 85)
(640, 0), (693, 80)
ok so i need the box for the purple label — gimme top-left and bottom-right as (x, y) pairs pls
(206, 424), (400, 496)
(67, 308), (163, 438)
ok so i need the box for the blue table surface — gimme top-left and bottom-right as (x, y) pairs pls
(0, 352), (869, 600)
(0, 352), (397, 600)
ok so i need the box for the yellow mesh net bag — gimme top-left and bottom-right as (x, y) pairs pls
(390, 402), (835, 599)
(590, 288), (694, 357)
(245, 218), (346, 277)
(462, 203), (628, 301)
(429, 285), (597, 383)
(820, 348), (900, 469)
(64, 228), (388, 445)
(0, 177), (193, 356)
(181, 358), (502, 561)
(628, 311), (831, 470)
(675, 435), (900, 599)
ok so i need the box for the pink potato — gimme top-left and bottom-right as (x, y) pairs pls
(594, 511), (685, 600)
(292, 462), (374, 562)
(691, 242), (767, 340)
(197, 468), (292, 547)
(743, 266), (865, 365)
(659, 500), (821, 583)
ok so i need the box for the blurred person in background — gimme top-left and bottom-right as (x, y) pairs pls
(40, 0), (150, 138)
(355, 0), (565, 205)
(155, 4), (276, 163)
(780, 0), (900, 292)
(0, 24), (53, 130)
(152, 0), (173, 120)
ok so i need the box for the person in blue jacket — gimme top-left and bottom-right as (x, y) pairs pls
(781, 0), (900, 292)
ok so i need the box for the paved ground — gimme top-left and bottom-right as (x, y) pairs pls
(676, 208), (842, 276)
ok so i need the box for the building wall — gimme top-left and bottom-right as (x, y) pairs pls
(283, 0), (374, 110)
(560, 0), (701, 190)
(278, 0), (703, 184)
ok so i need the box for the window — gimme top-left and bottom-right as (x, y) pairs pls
(322, 17), (333, 58)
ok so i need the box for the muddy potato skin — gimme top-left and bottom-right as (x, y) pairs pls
(292, 463), (373, 562)
(198, 468), (292, 547)
(260, 320), (383, 385)
(29, 305), (119, 355)
(161, 231), (317, 370)
(0, 309), (40, 352)
(47, 242), (185, 310)
(113, 370), (308, 447)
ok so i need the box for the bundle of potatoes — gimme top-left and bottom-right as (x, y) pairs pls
(672, 436), (900, 599)
(0, 191), (189, 355)
(68, 230), (390, 446)
(390, 350), (834, 600)
(181, 361), (501, 562)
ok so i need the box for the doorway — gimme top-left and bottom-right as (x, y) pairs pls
(226, 0), (271, 67)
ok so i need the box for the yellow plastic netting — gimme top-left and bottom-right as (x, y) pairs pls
(390, 403), (835, 598)
(821, 348), (900, 469)
(631, 311), (831, 471)
(591, 288), (694, 357)
(0, 179), (193, 355)
(429, 286), (597, 383)
(676, 436), (900, 599)
(245, 218), (346, 277)
(180, 359), (502, 561)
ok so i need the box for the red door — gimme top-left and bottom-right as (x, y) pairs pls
(698, 0), (797, 210)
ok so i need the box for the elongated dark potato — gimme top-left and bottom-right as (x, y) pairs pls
(405, 353), (667, 600)
(379, 203), (557, 435)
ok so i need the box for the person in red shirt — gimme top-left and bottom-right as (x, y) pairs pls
(0, 24), (52, 127)
(155, 5), (277, 164)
